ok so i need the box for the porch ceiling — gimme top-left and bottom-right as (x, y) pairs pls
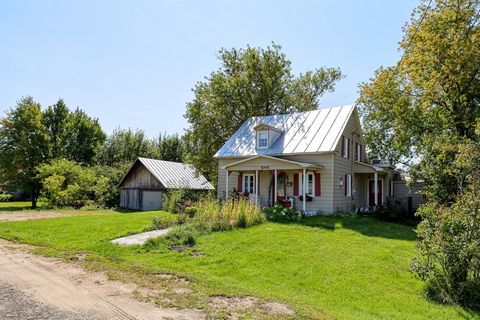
(223, 155), (322, 171)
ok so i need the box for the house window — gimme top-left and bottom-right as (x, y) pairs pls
(342, 136), (349, 159)
(346, 174), (352, 197)
(257, 130), (268, 149)
(299, 172), (315, 196)
(243, 174), (255, 194)
(356, 143), (362, 162)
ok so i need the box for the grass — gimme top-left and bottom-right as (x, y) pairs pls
(0, 201), (37, 211)
(0, 208), (478, 320)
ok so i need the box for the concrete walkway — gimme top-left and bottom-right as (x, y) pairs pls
(111, 228), (171, 246)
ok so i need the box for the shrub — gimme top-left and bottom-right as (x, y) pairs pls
(412, 186), (480, 309)
(164, 224), (197, 246)
(162, 189), (202, 214)
(0, 193), (13, 202)
(184, 206), (197, 217)
(176, 213), (189, 225)
(151, 216), (175, 230)
(264, 204), (303, 222)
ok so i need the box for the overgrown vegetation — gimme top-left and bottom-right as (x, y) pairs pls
(151, 197), (264, 248)
(263, 204), (303, 222)
(358, 0), (480, 307)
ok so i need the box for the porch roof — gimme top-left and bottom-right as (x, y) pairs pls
(354, 161), (390, 174)
(222, 155), (322, 171)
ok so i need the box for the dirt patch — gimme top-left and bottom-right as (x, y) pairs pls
(0, 211), (73, 222)
(208, 295), (295, 319)
(260, 301), (295, 316)
(0, 239), (205, 320)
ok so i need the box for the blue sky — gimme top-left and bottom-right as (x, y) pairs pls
(0, 0), (418, 137)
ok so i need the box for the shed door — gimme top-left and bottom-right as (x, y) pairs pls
(142, 191), (162, 211)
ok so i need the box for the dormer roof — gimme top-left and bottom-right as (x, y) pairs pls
(214, 104), (356, 158)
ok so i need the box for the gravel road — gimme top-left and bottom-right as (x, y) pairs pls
(0, 280), (99, 320)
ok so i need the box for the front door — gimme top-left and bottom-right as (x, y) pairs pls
(368, 180), (382, 206)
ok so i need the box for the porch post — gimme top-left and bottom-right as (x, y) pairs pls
(374, 172), (378, 207)
(274, 169), (278, 205)
(255, 169), (259, 206)
(225, 170), (229, 201)
(303, 168), (306, 213)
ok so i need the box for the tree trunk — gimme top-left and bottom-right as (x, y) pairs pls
(31, 190), (38, 209)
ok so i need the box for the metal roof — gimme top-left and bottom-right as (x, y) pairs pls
(214, 105), (355, 158)
(123, 158), (214, 190)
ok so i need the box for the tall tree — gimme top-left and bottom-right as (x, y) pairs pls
(96, 128), (156, 166)
(154, 133), (184, 162)
(358, 0), (480, 201)
(185, 43), (343, 181)
(0, 97), (50, 207)
(65, 108), (105, 165)
(43, 99), (69, 159)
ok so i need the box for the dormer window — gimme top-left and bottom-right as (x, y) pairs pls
(257, 130), (268, 149)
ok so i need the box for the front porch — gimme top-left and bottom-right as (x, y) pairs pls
(222, 155), (323, 214)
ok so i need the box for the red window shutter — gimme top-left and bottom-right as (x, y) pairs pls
(344, 174), (347, 196)
(293, 173), (299, 196)
(315, 173), (321, 196)
(341, 136), (345, 156)
(237, 173), (243, 192)
(359, 144), (362, 161)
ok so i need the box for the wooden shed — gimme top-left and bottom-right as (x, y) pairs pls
(118, 157), (214, 211)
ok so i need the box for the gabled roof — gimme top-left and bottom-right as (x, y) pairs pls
(215, 105), (355, 158)
(119, 158), (214, 190)
(222, 155), (322, 170)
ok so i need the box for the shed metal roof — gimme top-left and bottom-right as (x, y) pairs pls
(214, 105), (355, 158)
(120, 158), (214, 190)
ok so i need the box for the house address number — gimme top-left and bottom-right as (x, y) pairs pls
(260, 166), (270, 170)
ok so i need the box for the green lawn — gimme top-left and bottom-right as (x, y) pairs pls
(0, 210), (477, 320)
(0, 201), (37, 211)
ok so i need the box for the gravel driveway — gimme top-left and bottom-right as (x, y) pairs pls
(0, 281), (99, 320)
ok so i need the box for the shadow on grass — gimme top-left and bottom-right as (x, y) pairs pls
(0, 204), (35, 212)
(277, 215), (418, 241)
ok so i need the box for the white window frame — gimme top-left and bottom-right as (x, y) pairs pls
(342, 137), (349, 159)
(256, 130), (269, 149)
(356, 143), (362, 162)
(346, 174), (352, 197)
(243, 174), (255, 194)
(299, 172), (315, 197)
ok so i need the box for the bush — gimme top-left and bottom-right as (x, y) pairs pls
(151, 216), (175, 230)
(164, 224), (197, 246)
(0, 193), (13, 202)
(176, 213), (189, 225)
(263, 204), (303, 222)
(162, 189), (202, 214)
(413, 186), (480, 309)
(184, 206), (197, 217)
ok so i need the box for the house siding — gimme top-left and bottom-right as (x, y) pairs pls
(333, 108), (368, 212)
(218, 154), (335, 214)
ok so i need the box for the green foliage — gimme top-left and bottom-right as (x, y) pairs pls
(151, 215), (175, 230)
(185, 43), (343, 182)
(0, 97), (50, 208)
(92, 164), (130, 208)
(183, 206), (197, 217)
(0, 193), (13, 202)
(192, 197), (264, 232)
(358, 0), (480, 166)
(164, 223), (198, 247)
(96, 129), (185, 166)
(162, 189), (201, 214)
(263, 204), (303, 222)
(413, 187), (480, 308)
(37, 159), (110, 208)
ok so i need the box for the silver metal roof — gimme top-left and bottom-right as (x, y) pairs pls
(214, 105), (355, 158)
(137, 158), (214, 190)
